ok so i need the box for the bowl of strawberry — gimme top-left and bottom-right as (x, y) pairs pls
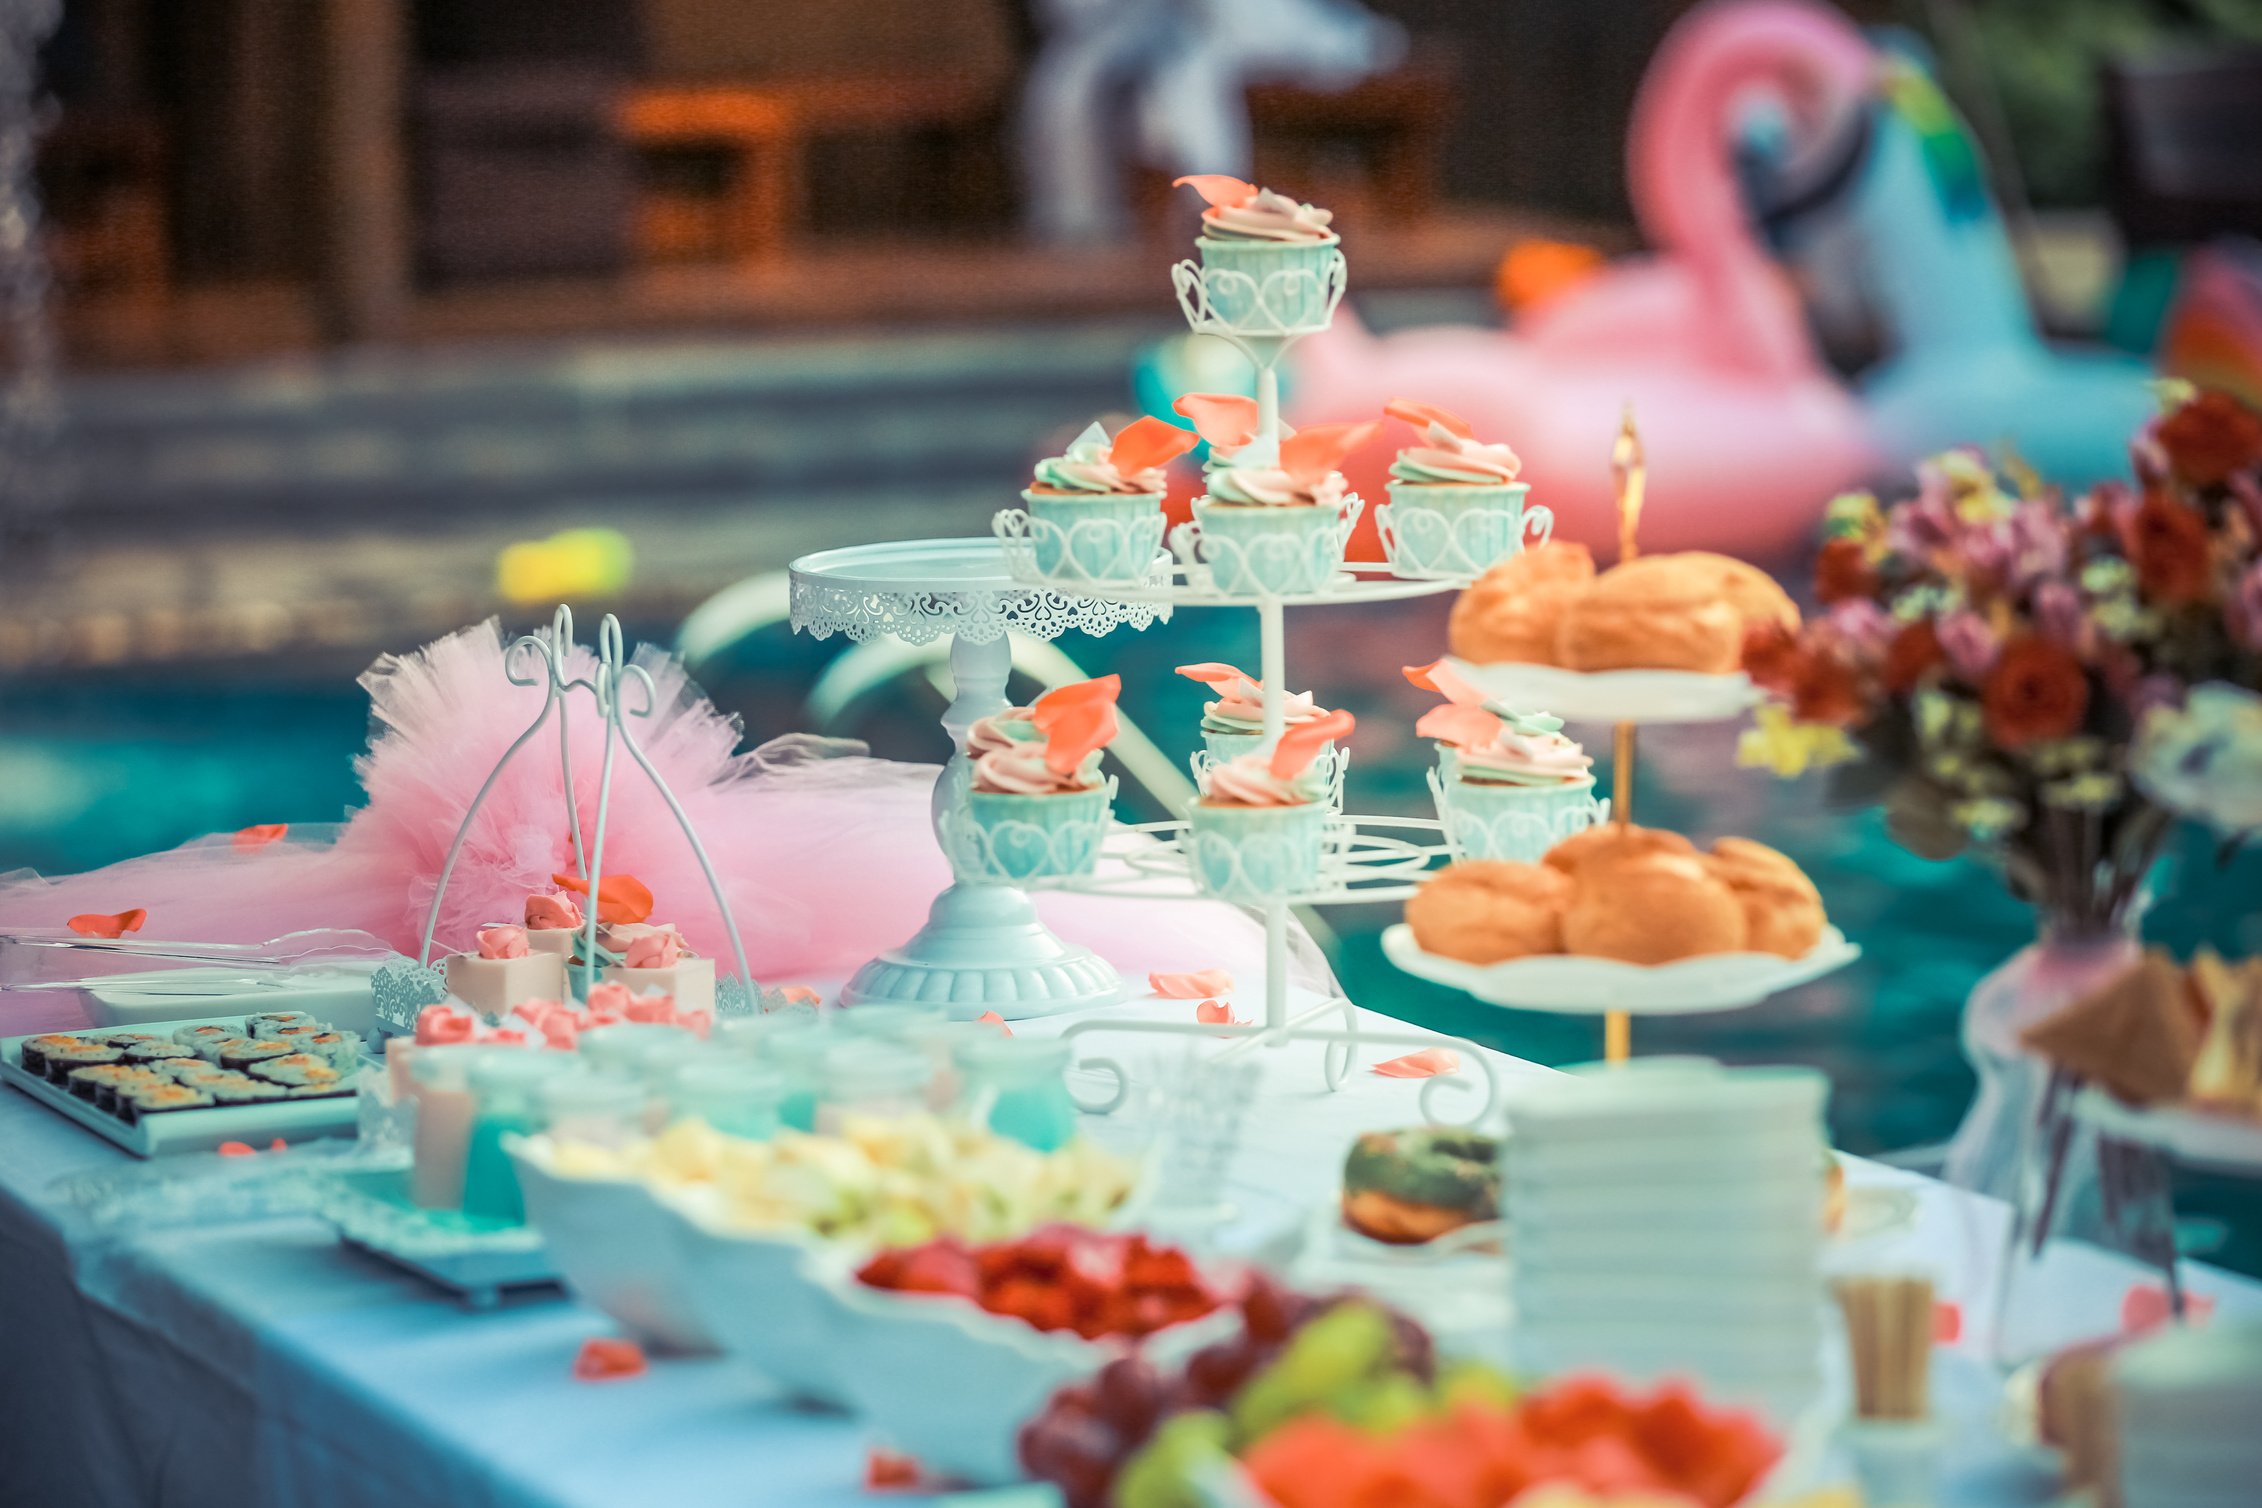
(816, 1224), (1240, 1486)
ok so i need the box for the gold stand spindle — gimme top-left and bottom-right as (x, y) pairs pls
(1603, 407), (1645, 1066)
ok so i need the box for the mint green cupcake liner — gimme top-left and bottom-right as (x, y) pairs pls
(952, 784), (1115, 883)
(1184, 800), (1332, 901)
(1380, 481), (1546, 578)
(1190, 497), (1354, 595)
(1193, 236), (1344, 331)
(1434, 772), (1606, 863)
(1023, 490), (1166, 584)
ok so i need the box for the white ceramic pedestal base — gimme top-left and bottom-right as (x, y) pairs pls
(841, 882), (1123, 1021)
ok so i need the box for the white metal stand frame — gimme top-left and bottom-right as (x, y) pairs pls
(372, 607), (759, 1033)
(982, 249), (1504, 1125)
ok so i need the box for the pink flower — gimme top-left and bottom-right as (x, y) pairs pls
(1937, 610), (2001, 681)
(1822, 599), (1896, 659)
(2032, 580), (2091, 654)
(623, 930), (682, 970)
(623, 993), (679, 1024)
(525, 891), (583, 931)
(477, 925), (530, 961)
(585, 981), (635, 1014)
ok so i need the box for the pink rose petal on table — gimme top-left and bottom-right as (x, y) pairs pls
(1151, 968), (1234, 998)
(1195, 999), (1249, 1028)
(1934, 1301), (1963, 1345)
(1373, 1048), (1461, 1079)
(572, 1337), (646, 1381)
(2123, 1283), (2214, 1334)
(975, 1010), (1013, 1036)
(776, 985), (821, 1007)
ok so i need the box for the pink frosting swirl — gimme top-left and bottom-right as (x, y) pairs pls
(525, 891), (583, 931)
(623, 930), (683, 970)
(477, 925), (530, 961)
(1202, 188), (1335, 243)
(1392, 421), (1523, 485)
(1459, 726), (1592, 785)
(965, 706), (1039, 757)
(971, 743), (1098, 796)
(1203, 466), (1347, 510)
(1203, 753), (1320, 807)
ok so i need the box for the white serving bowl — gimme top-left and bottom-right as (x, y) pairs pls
(808, 1244), (1234, 1487)
(509, 1138), (716, 1354)
(657, 1187), (861, 1408)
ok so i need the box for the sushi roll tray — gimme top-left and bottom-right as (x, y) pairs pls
(3, 1012), (365, 1158)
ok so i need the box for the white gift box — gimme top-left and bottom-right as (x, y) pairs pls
(442, 950), (567, 1018)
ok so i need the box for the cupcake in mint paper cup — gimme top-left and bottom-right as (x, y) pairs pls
(1175, 661), (1328, 762)
(1379, 396), (1537, 578)
(1186, 710), (1354, 901)
(1191, 420), (1378, 595)
(1173, 175), (1341, 331)
(1409, 660), (1602, 862)
(954, 676), (1122, 883)
(1021, 415), (1197, 583)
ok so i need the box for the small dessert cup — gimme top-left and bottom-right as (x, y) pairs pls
(1192, 234), (1343, 332)
(1185, 801), (1331, 901)
(1380, 480), (1540, 578)
(1190, 497), (1353, 596)
(1437, 773), (1605, 864)
(1022, 488), (1165, 584)
(955, 784), (1114, 883)
(443, 949), (567, 1019)
(600, 954), (717, 1015)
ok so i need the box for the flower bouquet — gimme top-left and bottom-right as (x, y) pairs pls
(1737, 386), (2262, 1196)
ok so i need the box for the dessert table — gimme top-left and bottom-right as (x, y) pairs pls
(5, 976), (2260, 1508)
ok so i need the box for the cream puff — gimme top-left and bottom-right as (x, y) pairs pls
(1561, 851), (1748, 964)
(1542, 822), (1697, 877)
(1702, 836), (1826, 959)
(1406, 860), (1570, 964)
(1447, 541), (1596, 665)
(1554, 554), (1743, 674)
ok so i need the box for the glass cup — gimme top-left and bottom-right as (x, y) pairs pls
(956, 1035), (1079, 1153)
(667, 1058), (791, 1141)
(815, 1041), (934, 1134)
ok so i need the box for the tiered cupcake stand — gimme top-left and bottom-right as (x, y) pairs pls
(1381, 417), (1859, 1059)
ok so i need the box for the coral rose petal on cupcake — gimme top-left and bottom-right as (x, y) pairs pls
(1172, 392), (1262, 451)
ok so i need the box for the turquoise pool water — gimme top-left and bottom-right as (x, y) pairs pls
(4, 596), (2258, 1268)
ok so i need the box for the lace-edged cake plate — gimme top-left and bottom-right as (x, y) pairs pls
(789, 537), (1167, 645)
(1441, 657), (1761, 725)
(1381, 925), (1859, 1014)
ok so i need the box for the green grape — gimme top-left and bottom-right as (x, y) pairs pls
(1435, 1359), (1518, 1413)
(1334, 1372), (1431, 1434)
(1113, 1410), (1233, 1508)
(1229, 1302), (1395, 1442)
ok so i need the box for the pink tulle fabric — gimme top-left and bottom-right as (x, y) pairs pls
(0, 621), (1317, 998)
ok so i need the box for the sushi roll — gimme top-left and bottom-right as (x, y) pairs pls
(43, 1041), (123, 1085)
(249, 1053), (343, 1094)
(68, 1063), (156, 1109)
(300, 1031), (363, 1072)
(247, 1012), (315, 1039)
(220, 1040), (294, 1072)
(195, 1036), (257, 1064)
(121, 1083), (214, 1121)
(201, 1074), (288, 1105)
(172, 1023), (238, 1051)
(96, 1068), (170, 1115)
(122, 1041), (198, 1067)
(19, 1033), (89, 1077)
(96, 1031), (163, 1047)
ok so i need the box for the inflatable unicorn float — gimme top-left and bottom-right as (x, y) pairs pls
(1161, 0), (2161, 559)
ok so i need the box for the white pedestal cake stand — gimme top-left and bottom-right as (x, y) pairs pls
(788, 537), (1168, 1019)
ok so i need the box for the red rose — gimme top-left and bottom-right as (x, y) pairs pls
(1791, 654), (1867, 726)
(2123, 489), (2215, 604)
(1739, 621), (1806, 692)
(2157, 390), (2262, 488)
(1814, 537), (1880, 605)
(1880, 620), (1945, 695)
(1981, 635), (2090, 750)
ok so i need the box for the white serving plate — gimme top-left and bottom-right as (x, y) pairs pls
(1442, 656), (1762, 725)
(1383, 924), (1859, 1013)
(809, 1244), (1233, 1487)
(2, 1015), (363, 1157)
(80, 964), (380, 1032)
(510, 1138), (718, 1355)
(659, 1190), (860, 1407)
(2072, 1088), (2262, 1174)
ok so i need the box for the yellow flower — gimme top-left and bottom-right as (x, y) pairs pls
(495, 527), (634, 606)
(1738, 704), (1858, 778)
(2042, 773), (2123, 810)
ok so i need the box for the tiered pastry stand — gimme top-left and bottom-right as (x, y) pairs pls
(1380, 416), (1858, 1061)
(975, 240), (1513, 1124)
(787, 537), (1170, 1019)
